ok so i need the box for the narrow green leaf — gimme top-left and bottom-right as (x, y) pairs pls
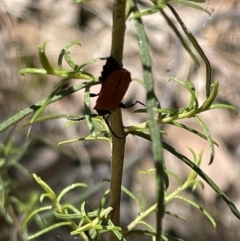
(169, 121), (219, 146)
(209, 103), (238, 114)
(131, 4), (165, 18)
(194, 116), (215, 165)
(23, 114), (67, 126)
(162, 233), (185, 241)
(75, 0), (91, 3)
(199, 81), (219, 111)
(33, 174), (56, 201)
(192, 179), (204, 191)
(170, 77), (198, 110)
(165, 210), (186, 220)
(20, 68), (47, 75)
(57, 183), (88, 203)
(131, 1), (167, 238)
(38, 42), (56, 74)
(61, 203), (82, 214)
(138, 220), (156, 232)
(28, 221), (72, 240)
(171, 0), (212, 16)
(30, 78), (72, 125)
(78, 57), (105, 70)
(121, 185), (139, 202)
(23, 206), (52, 228)
(187, 148), (203, 182)
(167, 4), (212, 97)
(167, 170), (183, 186)
(107, 219), (127, 241)
(54, 212), (81, 220)
(160, 9), (200, 67)
(58, 136), (110, 146)
(185, 0), (206, 2)
(162, 141), (240, 220)
(155, 108), (178, 117)
(139, 168), (156, 178)
(54, 209), (98, 220)
(121, 185), (146, 212)
(0, 82), (89, 133)
(175, 195), (216, 228)
(80, 202), (92, 223)
(97, 190), (110, 219)
(20, 63), (94, 79)
(58, 40), (81, 70)
(132, 78), (146, 87)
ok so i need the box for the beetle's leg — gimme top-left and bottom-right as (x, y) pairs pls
(67, 114), (122, 139)
(67, 114), (98, 121)
(90, 93), (99, 97)
(120, 100), (146, 109)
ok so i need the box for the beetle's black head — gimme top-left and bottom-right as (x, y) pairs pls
(99, 56), (122, 83)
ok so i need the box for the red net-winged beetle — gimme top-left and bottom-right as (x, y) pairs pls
(94, 68), (132, 116)
(92, 57), (145, 138)
(75, 56), (144, 138)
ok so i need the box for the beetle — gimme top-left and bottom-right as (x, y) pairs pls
(92, 58), (145, 138)
(95, 56), (144, 114)
(94, 68), (132, 116)
(73, 57), (144, 138)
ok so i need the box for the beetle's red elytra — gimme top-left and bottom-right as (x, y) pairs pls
(94, 68), (131, 116)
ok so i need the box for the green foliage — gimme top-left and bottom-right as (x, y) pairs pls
(0, 0), (239, 241)
(0, 137), (33, 228)
(23, 175), (124, 241)
(23, 150), (215, 240)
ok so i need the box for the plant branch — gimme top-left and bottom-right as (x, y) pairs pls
(109, 1), (127, 241)
(130, 0), (167, 239)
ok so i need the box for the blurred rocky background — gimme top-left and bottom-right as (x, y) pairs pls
(0, 0), (239, 240)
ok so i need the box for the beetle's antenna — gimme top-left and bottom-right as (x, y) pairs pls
(103, 115), (122, 139)
(120, 100), (146, 109)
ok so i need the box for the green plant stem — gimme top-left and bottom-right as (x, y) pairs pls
(109, 1), (127, 241)
(130, 0), (166, 239)
(124, 178), (190, 236)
